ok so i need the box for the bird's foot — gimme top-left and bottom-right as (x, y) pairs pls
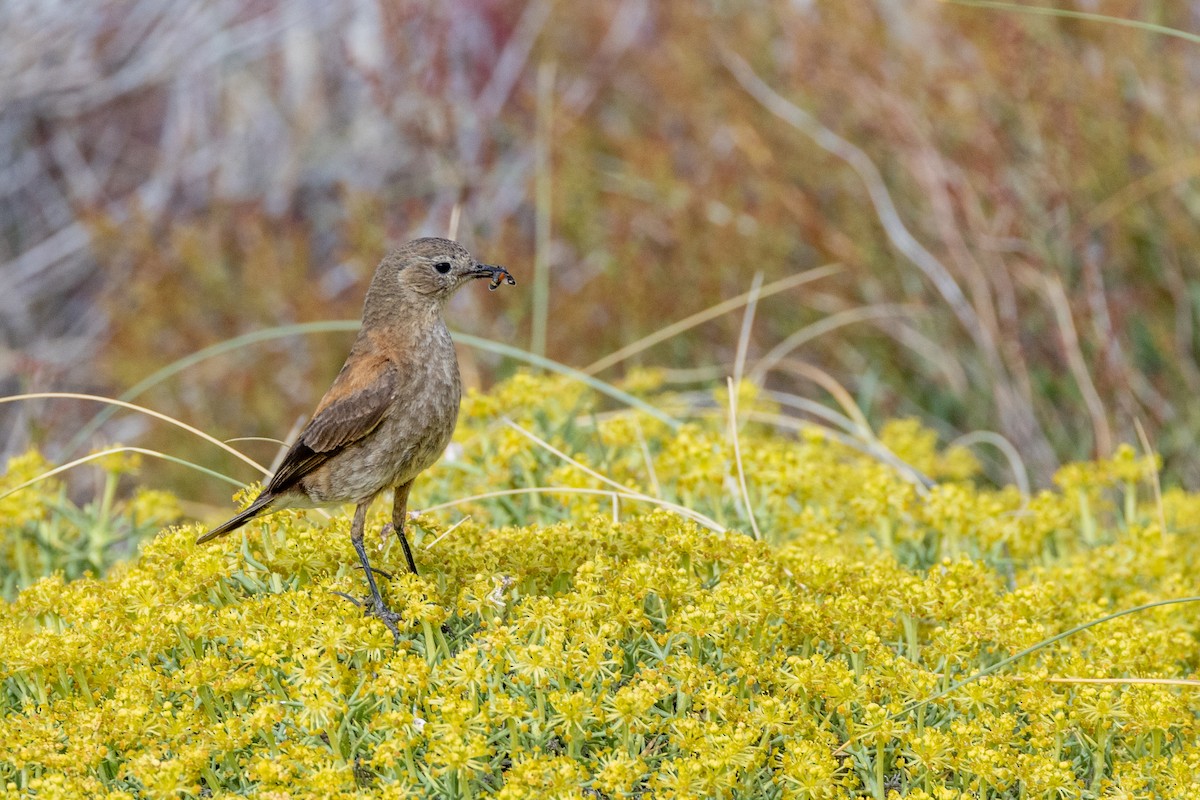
(366, 596), (404, 645)
(353, 563), (395, 580)
(331, 590), (404, 644)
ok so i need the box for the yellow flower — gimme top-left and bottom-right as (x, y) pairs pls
(495, 753), (587, 800)
(92, 447), (142, 476)
(4, 372), (1199, 797)
(593, 750), (647, 795)
(0, 449), (54, 529)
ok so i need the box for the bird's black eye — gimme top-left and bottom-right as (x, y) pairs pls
(434, 262), (451, 274)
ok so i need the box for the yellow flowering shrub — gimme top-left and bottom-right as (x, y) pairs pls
(0, 449), (181, 600)
(2, 372), (1199, 798)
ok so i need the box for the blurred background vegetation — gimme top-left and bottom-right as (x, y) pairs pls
(4, 0), (1200, 505)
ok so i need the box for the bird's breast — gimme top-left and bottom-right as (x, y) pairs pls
(301, 323), (462, 505)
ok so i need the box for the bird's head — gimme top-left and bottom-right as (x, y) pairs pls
(370, 238), (513, 309)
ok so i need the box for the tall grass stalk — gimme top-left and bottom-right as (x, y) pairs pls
(726, 378), (761, 540)
(531, 60), (555, 358)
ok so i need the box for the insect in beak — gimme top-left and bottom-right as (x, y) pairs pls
(472, 263), (516, 291)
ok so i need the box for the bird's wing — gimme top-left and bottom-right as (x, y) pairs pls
(265, 353), (398, 493)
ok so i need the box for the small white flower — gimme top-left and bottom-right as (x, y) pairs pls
(487, 575), (514, 610)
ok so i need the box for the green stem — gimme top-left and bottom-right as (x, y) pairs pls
(1078, 489), (1096, 545)
(874, 741), (885, 800)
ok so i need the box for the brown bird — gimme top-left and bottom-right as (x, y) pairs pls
(197, 237), (515, 641)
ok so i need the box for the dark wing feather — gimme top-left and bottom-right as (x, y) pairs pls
(265, 358), (397, 494)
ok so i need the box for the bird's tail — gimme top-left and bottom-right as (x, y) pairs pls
(196, 494), (275, 544)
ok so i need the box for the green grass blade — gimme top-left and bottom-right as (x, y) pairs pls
(903, 594), (1200, 711)
(943, 0), (1200, 46)
(453, 332), (680, 429)
(67, 322), (681, 458)
(65, 321), (364, 456)
(835, 593), (1200, 754)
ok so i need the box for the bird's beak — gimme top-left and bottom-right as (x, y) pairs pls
(469, 263), (509, 280)
(469, 263), (517, 289)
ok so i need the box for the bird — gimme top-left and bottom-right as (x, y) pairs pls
(196, 237), (515, 641)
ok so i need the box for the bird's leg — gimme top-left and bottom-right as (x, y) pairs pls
(379, 480), (418, 574)
(349, 499), (402, 643)
(392, 479), (419, 575)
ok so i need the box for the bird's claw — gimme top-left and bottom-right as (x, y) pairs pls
(366, 597), (404, 644)
(354, 562), (395, 580)
(331, 590), (403, 644)
(331, 590), (364, 608)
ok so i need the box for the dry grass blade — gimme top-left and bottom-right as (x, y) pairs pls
(1003, 675), (1200, 688)
(1040, 274), (1113, 457)
(3, 392), (268, 475)
(732, 272), (763, 388)
(583, 265), (841, 375)
(718, 44), (981, 343)
(768, 360), (873, 437)
(1133, 417), (1167, 538)
(763, 389), (864, 436)
(832, 594), (1200, 756)
(65, 320), (367, 456)
(884, 320), (970, 395)
(748, 303), (916, 383)
(1080, 155), (1200, 236)
(738, 409), (932, 491)
(630, 414), (661, 497)
(224, 436), (288, 447)
(950, 430), (1030, 498)
(503, 418), (637, 496)
(0, 446), (243, 502)
(272, 417), (306, 475)
(422, 516), (472, 550)
(500, 419), (727, 532)
(726, 377), (761, 541)
(418, 486), (726, 533)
